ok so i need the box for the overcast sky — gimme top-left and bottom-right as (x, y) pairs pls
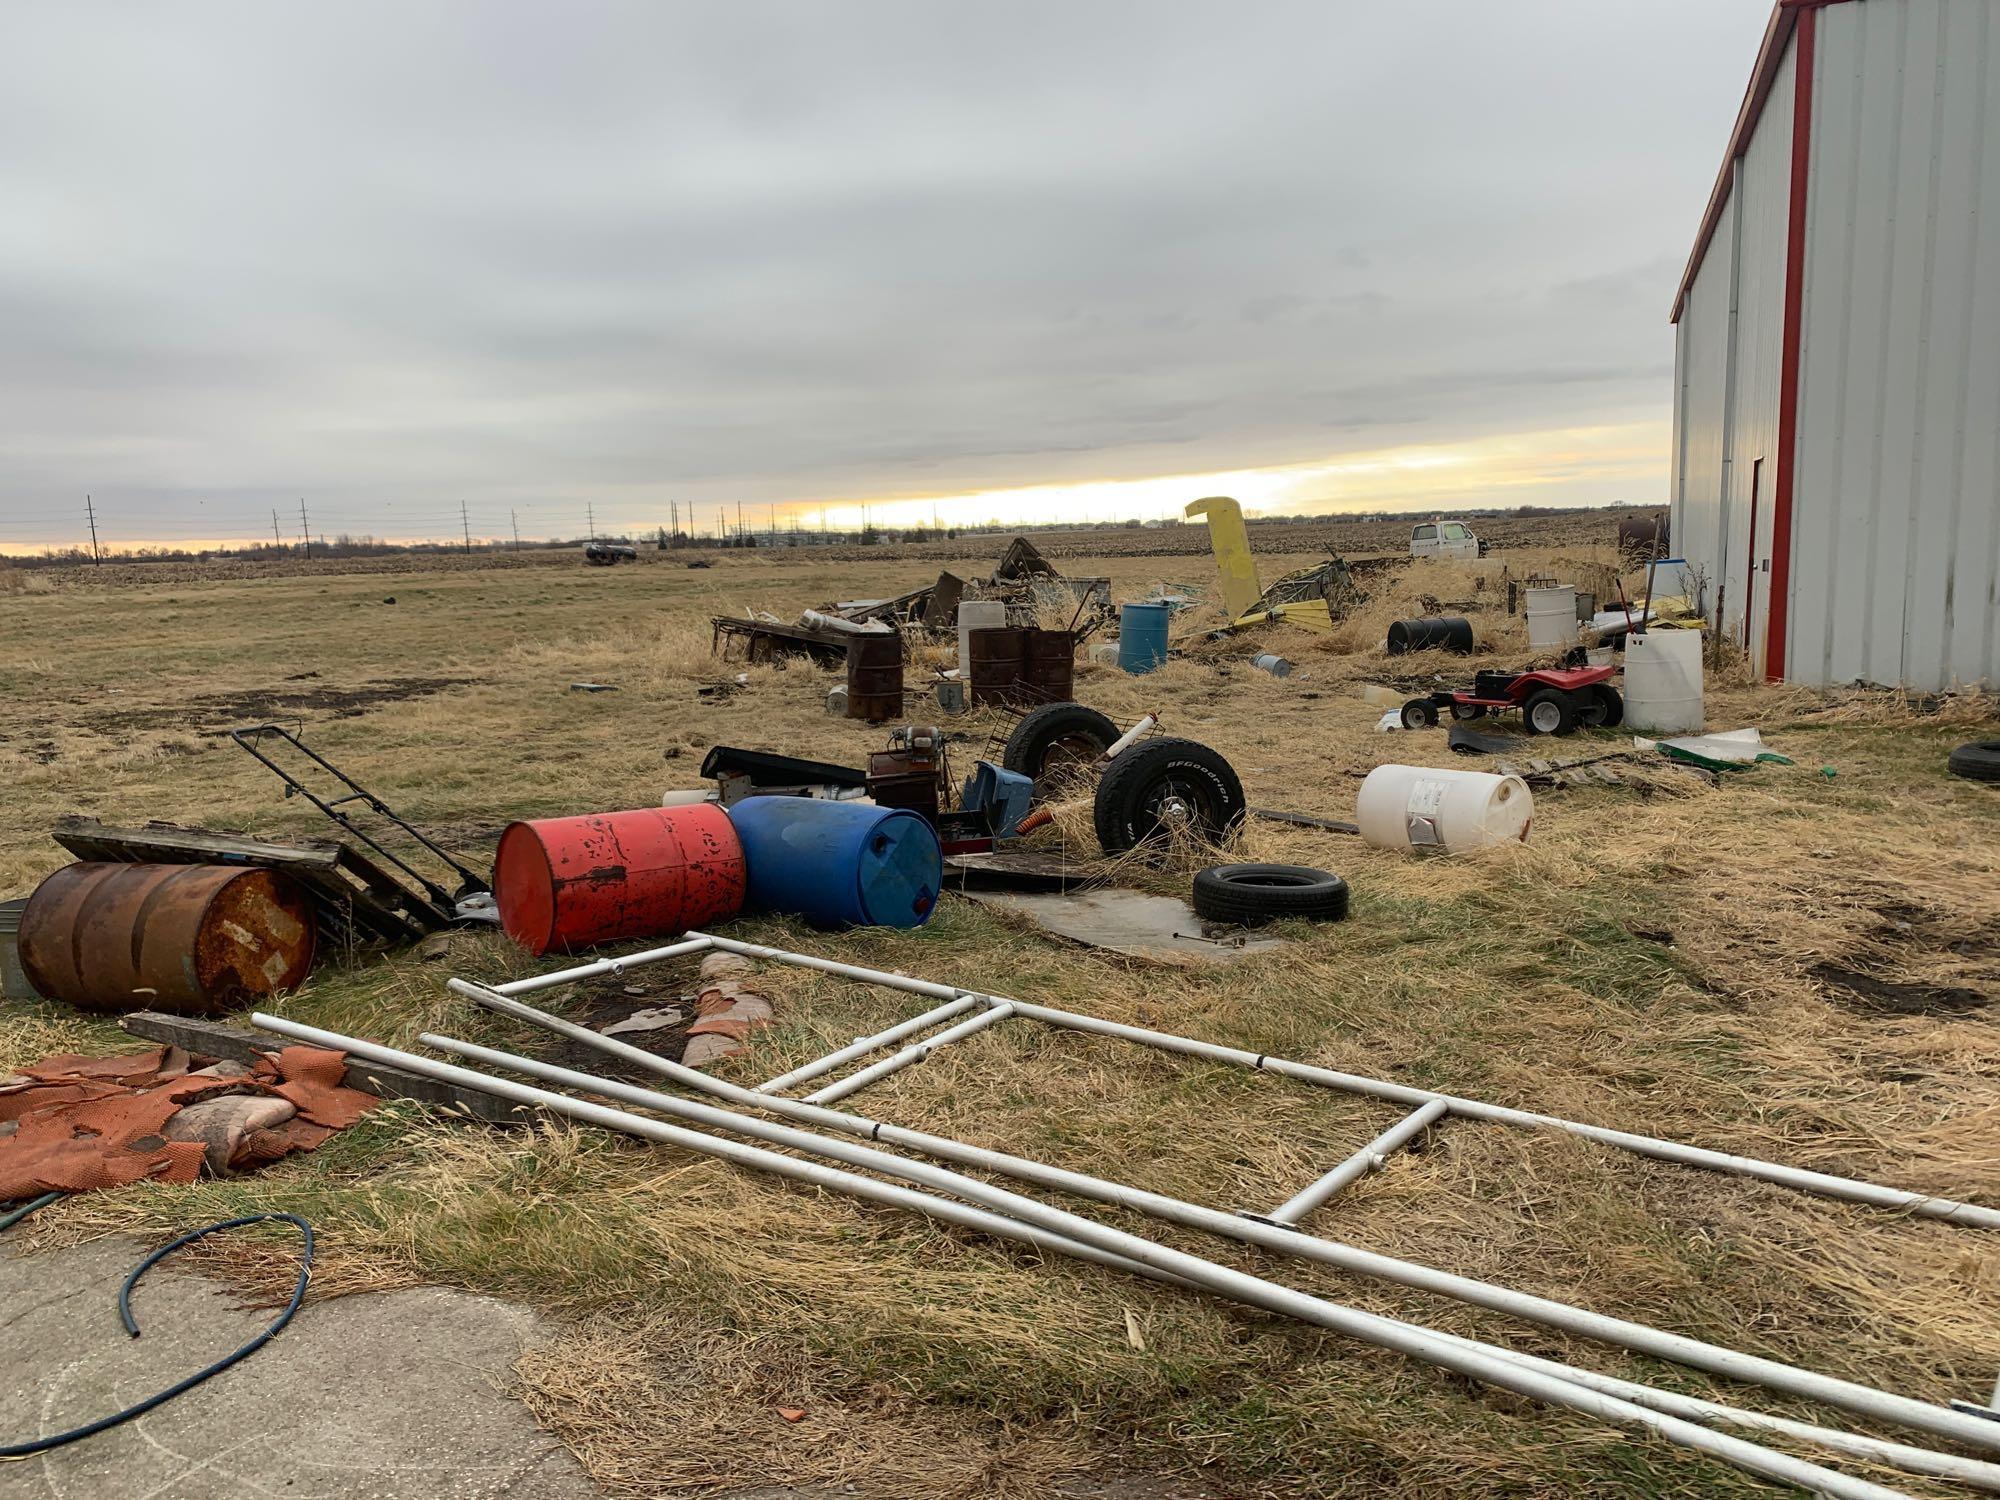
(0, 2), (1768, 549)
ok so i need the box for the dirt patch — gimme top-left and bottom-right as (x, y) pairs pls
(87, 675), (471, 733)
(1808, 960), (1990, 1016)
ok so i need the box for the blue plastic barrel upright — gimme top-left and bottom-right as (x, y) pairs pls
(725, 797), (942, 929)
(1117, 602), (1172, 673)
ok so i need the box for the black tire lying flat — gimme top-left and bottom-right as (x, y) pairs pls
(1947, 740), (2000, 783)
(1002, 702), (1119, 785)
(1192, 864), (1349, 926)
(1093, 737), (1247, 855)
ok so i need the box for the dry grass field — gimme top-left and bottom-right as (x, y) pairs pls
(2, 513), (1997, 1499)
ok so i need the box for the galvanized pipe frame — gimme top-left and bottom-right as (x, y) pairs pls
(415, 1022), (2000, 1494)
(692, 932), (2000, 1230)
(252, 1010), (1924, 1500)
(445, 975), (2000, 1459)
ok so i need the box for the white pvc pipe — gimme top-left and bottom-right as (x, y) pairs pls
(493, 936), (715, 995)
(755, 995), (985, 1094)
(444, 977), (2000, 1456)
(1100, 714), (1157, 762)
(1264, 1100), (1449, 1226)
(418, 1032), (2000, 1500)
(690, 933), (2000, 1231)
(802, 1003), (1014, 1104)
(260, 1014), (1907, 1500)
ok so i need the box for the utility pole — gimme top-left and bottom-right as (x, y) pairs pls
(298, 498), (311, 560)
(717, 507), (725, 543)
(586, 502), (596, 541)
(84, 495), (101, 563)
(736, 500), (743, 540)
(460, 499), (472, 554)
(669, 499), (678, 544)
(511, 509), (521, 551)
(271, 509), (283, 551)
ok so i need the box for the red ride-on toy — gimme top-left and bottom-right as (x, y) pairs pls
(1400, 666), (1622, 736)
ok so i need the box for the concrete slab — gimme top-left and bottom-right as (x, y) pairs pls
(0, 1235), (601, 1500)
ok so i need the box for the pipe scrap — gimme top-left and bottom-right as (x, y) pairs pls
(250, 1010), (1924, 1500)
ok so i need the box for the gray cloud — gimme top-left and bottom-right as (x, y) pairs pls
(0, 1), (1768, 543)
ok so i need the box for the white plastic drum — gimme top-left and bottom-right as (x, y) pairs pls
(956, 601), (1008, 673)
(1622, 629), (1705, 734)
(1524, 585), (1578, 650)
(1356, 765), (1534, 853)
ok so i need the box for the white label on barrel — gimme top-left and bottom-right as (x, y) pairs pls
(1406, 778), (1450, 847)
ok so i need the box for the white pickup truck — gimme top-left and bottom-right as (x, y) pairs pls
(1409, 519), (1482, 559)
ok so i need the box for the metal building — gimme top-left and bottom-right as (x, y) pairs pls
(1668, 0), (2000, 689)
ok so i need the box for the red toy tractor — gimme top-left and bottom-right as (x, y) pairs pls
(1400, 666), (1622, 736)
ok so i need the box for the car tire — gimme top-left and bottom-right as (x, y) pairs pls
(1093, 737), (1246, 855)
(1002, 702), (1119, 786)
(1400, 698), (1439, 729)
(1523, 689), (1578, 736)
(1192, 864), (1349, 927)
(1947, 740), (2000, 783)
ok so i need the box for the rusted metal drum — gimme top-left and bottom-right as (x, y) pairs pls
(19, 863), (317, 1015)
(494, 804), (746, 956)
(844, 634), (904, 722)
(968, 626), (1027, 706)
(1021, 628), (1077, 702)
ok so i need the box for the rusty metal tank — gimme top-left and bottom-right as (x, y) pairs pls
(19, 863), (317, 1015)
(967, 626), (1027, 706)
(1021, 628), (1077, 702)
(494, 804), (746, 956)
(844, 634), (904, 722)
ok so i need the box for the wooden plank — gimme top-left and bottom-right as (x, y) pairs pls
(119, 1011), (532, 1127)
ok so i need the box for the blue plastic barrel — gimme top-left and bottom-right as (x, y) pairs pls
(1117, 602), (1172, 673)
(725, 797), (942, 929)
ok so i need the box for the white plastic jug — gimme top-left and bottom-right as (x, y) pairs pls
(1356, 765), (1533, 853)
(956, 601), (1008, 673)
(1524, 586), (1578, 650)
(1623, 630), (1705, 734)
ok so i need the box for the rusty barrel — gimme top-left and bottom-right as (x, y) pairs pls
(19, 863), (316, 1015)
(1021, 628), (1077, 702)
(967, 626), (1027, 706)
(495, 804), (746, 956)
(844, 634), (904, 722)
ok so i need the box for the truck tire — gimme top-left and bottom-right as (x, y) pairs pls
(1002, 703), (1119, 786)
(1093, 737), (1246, 855)
(1947, 741), (2000, 783)
(1192, 864), (1349, 926)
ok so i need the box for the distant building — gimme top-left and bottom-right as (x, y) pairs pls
(1669, 0), (1999, 689)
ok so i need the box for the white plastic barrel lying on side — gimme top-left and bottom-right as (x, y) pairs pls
(1356, 765), (1533, 852)
(1622, 629), (1704, 734)
(1524, 585), (1578, 650)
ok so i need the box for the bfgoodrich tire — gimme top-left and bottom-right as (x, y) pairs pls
(1093, 737), (1246, 855)
(1002, 702), (1119, 785)
(1947, 740), (2000, 783)
(1191, 864), (1349, 926)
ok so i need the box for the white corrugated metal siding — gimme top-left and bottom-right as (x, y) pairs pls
(1791, 0), (2000, 690)
(1670, 41), (1796, 668)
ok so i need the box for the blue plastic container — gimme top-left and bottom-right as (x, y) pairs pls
(725, 797), (942, 930)
(1117, 602), (1172, 673)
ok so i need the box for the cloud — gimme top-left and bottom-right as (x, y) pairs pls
(0, 0), (1771, 545)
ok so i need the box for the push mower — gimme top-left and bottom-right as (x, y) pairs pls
(1400, 665), (1622, 736)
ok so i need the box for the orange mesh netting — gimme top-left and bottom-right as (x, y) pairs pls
(0, 1044), (378, 1199)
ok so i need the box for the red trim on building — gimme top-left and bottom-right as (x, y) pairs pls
(1668, 0), (1848, 326)
(1764, 4), (1816, 682)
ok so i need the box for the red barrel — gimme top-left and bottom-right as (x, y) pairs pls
(495, 805), (746, 956)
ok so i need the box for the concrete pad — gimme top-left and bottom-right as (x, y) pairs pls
(0, 1235), (601, 1500)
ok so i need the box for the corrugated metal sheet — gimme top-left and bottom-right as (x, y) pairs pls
(1670, 36), (1794, 660)
(1792, 0), (2000, 690)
